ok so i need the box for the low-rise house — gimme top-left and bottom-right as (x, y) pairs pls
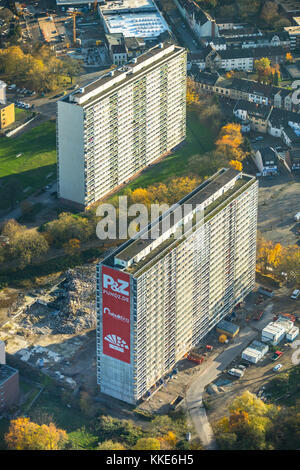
(284, 25), (300, 50)
(111, 44), (128, 65)
(273, 88), (294, 111)
(201, 36), (226, 50)
(189, 69), (221, 92)
(267, 107), (300, 139)
(226, 31), (290, 50)
(289, 148), (300, 170)
(188, 45), (286, 72)
(253, 147), (279, 175)
(227, 77), (251, 101)
(282, 125), (300, 146)
(175, 0), (219, 38)
(234, 100), (272, 133)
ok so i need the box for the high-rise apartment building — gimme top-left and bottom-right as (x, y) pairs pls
(96, 168), (258, 404)
(57, 42), (186, 208)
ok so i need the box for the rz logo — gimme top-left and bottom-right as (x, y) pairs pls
(103, 273), (129, 296)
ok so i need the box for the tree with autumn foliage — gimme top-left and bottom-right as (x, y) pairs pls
(133, 437), (161, 450)
(286, 52), (294, 63)
(215, 391), (279, 450)
(277, 244), (300, 285)
(257, 238), (283, 274)
(229, 160), (243, 171)
(63, 238), (81, 257)
(186, 77), (200, 105)
(126, 176), (201, 207)
(97, 440), (126, 450)
(5, 417), (68, 450)
(255, 58), (272, 84)
(216, 123), (246, 161)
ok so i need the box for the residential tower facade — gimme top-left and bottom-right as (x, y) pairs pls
(57, 42), (186, 208)
(96, 168), (258, 404)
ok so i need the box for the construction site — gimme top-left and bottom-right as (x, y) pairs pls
(0, 265), (98, 392)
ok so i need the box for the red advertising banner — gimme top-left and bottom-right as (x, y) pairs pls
(102, 266), (131, 364)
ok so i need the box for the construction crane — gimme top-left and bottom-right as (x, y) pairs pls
(71, 11), (83, 45)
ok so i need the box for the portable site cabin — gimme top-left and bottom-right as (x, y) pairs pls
(261, 322), (286, 346)
(216, 320), (240, 338)
(286, 326), (299, 342)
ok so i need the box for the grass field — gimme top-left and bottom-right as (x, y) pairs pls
(0, 120), (56, 210)
(109, 111), (215, 197)
(14, 108), (32, 122)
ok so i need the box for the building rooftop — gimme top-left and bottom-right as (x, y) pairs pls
(285, 25), (300, 35)
(104, 11), (169, 38)
(66, 42), (183, 106)
(101, 0), (155, 13)
(259, 147), (278, 166)
(234, 99), (272, 119)
(176, 0), (214, 25)
(279, 0), (300, 13)
(290, 148), (300, 162)
(0, 364), (18, 387)
(191, 70), (220, 86)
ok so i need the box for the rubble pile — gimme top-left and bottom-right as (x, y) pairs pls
(19, 267), (97, 335)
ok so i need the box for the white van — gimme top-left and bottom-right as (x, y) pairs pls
(291, 289), (300, 300)
(228, 368), (244, 378)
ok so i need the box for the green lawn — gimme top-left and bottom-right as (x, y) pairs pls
(109, 111), (215, 196)
(0, 120), (56, 210)
(14, 108), (31, 122)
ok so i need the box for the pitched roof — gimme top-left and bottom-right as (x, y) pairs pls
(258, 147), (278, 165)
(176, 0), (213, 25)
(234, 99), (272, 119)
(192, 70), (220, 86)
(269, 107), (300, 128)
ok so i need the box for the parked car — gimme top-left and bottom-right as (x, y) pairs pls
(237, 364), (247, 371)
(273, 364), (283, 372)
(291, 289), (300, 300)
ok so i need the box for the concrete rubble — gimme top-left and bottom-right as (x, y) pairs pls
(18, 267), (96, 335)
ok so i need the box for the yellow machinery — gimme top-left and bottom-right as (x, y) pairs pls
(219, 334), (227, 344)
(71, 11), (83, 45)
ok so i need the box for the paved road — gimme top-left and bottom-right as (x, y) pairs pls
(186, 326), (257, 449)
(167, 9), (199, 52)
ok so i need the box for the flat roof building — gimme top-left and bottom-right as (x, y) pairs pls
(98, 0), (170, 40)
(96, 168), (258, 403)
(57, 42), (186, 208)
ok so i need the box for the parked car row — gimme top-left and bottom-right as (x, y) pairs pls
(16, 101), (33, 109)
(8, 84), (36, 96)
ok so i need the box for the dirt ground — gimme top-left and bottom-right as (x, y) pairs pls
(257, 172), (300, 245)
(205, 344), (298, 428)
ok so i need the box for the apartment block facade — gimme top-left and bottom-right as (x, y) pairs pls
(57, 42), (186, 208)
(96, 168), (258, 404)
